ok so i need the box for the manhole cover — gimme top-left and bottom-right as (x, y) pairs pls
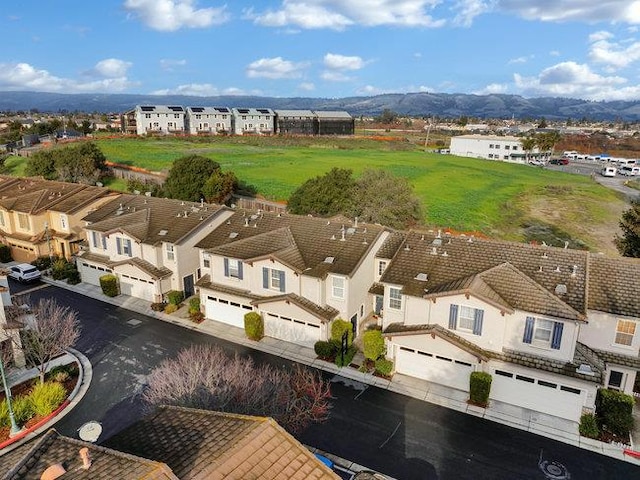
(78, 421), (102, 442)
(539, 459), (570, 480)
(127, 319), (142, 326)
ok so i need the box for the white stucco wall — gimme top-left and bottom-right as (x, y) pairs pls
(579, 310), (640, 357)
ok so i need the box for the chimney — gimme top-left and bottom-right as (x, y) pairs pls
(79, 447), (92, 470)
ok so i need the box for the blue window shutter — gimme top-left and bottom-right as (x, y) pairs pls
(116, 237), (122, 255)
(223, 258), (229, 277)
(279, 270), (285, 292)
(473, 309), (484, 335)
(523, 317), (535, 344)
(262, 268), (269, 289)
(551, 322), (564, 350)
(448, 304), (458, 330)
(238, 261), (243, 280)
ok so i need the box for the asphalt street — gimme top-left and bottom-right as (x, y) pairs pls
(22, 284), (640, 480)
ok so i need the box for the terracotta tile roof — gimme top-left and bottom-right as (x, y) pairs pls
(1, 429), (177, 480)
(252, 293), (339, 322)
(83, 195), (227, 246)
(381, 231), (589, 316)
(195, 210), (385, 278)
(383, 324), (603, 383)
(104, 406), (340, 480)
(77, 252), (172, 279)
(0, 176), (113, 215)
(587, 255), (640, 317)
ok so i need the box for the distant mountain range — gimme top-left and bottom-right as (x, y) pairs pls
(2, 91), (640, 121)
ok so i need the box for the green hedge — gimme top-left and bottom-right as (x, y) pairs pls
(363, 329), (385, 361)
(0, 244), (12, 263)
(188, 297), (200, 314)
(314, 341), (336, 359)
(375, 358), (394, 376)
(244, 312), (264, 341)
(579, 413), (600, 439)
(166, 290), (184, 306)
(330, 319), (353, 347)
(469, 371), (492, 407)
(99, 274), (119, 297)
(29, 382), (67, 417)
(595, 388), (635, 437)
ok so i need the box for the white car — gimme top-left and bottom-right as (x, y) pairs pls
(8, 263), (41, 283)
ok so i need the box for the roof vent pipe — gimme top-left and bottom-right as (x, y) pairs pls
(571, 265), (578, 277)
(564, 241), (569, 249)
(79, 447), (92, 470)
(244, 218), (249, 227)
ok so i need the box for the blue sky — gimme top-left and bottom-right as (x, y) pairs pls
(2, 1), (640, 100)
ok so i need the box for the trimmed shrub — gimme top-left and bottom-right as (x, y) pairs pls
(166, 290), (184, 306)
(164, 303), (178, 314)
(29, 381), (67, 417)
(469, 371), (492, 407)
(314, 341), (336, 359)
(0, 400), (9, 427)
(0, 244), (12, 263)
(32, 255), (58, 271)
(151, 302), (167, 312)
(244, 312), (264, 341)
(51, 258), (69, 280)
(579, 413), (600, 439)
(66, 269), (81, 285)
(12, 395), (34, 425)
(188, 297), (200, 315)
(335, 345), (357, 367)
(99, 274), (119, 297)
(363, 329), (385, 361)
(595, 388), (635, 437)
(330, 319), (353, 347)
(375, 358), (394, 377)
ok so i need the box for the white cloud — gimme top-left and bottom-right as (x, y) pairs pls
(494, 0), (640, 24)
(150, 83), (255, 96)
(298, 82), (315, 91)
(549, 50), (561, 57)
(324, 53), (365, 71)
(452, 0), (492, 27)
(247, 1), (445, 30)
(512, 61), (634, 100)
(89, 58), (132, 78)
(124, 0), (229, 31)
(473, 83), (509, 95)
(0, 62), (136, 93)
(321, 71), (354, 82)
(246, 57), (307, 79)
(159, 58), (187, 71)
(588, 32), (640, 70)
(508, 55), (532, 64)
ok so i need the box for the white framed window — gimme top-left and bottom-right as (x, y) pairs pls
(270, 269), (281, 289)
(262, 267), (284, 292)
(458, 306), (476, 331)
(523, 317), (563, 350)
(228, 259), (240, 278)
(449, 304), (484, 335)
(389, 287), (402, 310)
(17, 213), (29, 230)
(116, 237), (132, 257)
(533, 319), (553, 345)
(166, 244), (175, 261)
(60, 214), (68, 230)
(332, 276), (345, 299)
(378, 260), (387, 277)
(608, 370), (626, 390)
(615, 320), (636, 346)
(203, 255), (210, 268)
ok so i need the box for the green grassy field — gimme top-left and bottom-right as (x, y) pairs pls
(1, 136), (616, 253)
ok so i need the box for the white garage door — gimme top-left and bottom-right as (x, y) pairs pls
(119, 274), (154, 301)
(264, 312), (321, 348)
(396, 346), (474, 391)
(490, 369), (584, 421)
(78, 262), (112, 286)
(205, 295), (252, 328)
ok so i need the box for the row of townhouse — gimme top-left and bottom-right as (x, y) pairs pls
(0, 177), (637, 424)
(121, 105), (354, 136)
(449, 134), (549, 163)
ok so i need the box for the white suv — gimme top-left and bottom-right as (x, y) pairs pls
(8, 263), (41, 283)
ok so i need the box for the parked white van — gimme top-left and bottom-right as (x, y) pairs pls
(601, 166), (617, 177)
(619, 165), (640, 176)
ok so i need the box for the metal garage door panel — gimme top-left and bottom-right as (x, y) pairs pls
(78, 265), (103, 286)
(205, 299), (245, 328)
(264, 317), (320, 348)
(491, 374), (583, 421)
(119, 279), (153, 301)
(396, 348), (472, 391)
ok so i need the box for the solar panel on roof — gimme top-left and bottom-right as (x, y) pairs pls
(168, 106), (184, 111)
(237, 109), (249, 113)
(215, 107), (229, 112)
(257, 109), (270, 114)
(191, 107), (204, 112)
(140, 106), (155, 111)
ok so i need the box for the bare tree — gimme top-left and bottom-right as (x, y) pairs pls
(143, 344), (332, 433)
(8, 298), (81, 383)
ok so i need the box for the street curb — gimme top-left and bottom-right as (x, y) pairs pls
(0, 348), (92, 454)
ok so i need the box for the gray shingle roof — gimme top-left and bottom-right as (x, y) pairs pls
(252, 293), (339, 322)
(587, 255), (640, 317)
(77, 252), (172, 279)
(196, 210), (385, 278)
(83, 195), (227, 245)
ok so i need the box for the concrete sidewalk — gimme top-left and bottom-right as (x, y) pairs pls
(37, 276), (640, 466)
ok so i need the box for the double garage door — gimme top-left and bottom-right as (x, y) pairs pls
(490, 368), (584, 421)
(395, 346), (474, 391)
(263, 312), (321, 348)
(119, 274), (155, 301)
(205, 295), (253, 328)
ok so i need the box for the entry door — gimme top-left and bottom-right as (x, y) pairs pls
(350, 313), (358, 336)
(183, 274), (194, 297)
(375, 295), (383, 315)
